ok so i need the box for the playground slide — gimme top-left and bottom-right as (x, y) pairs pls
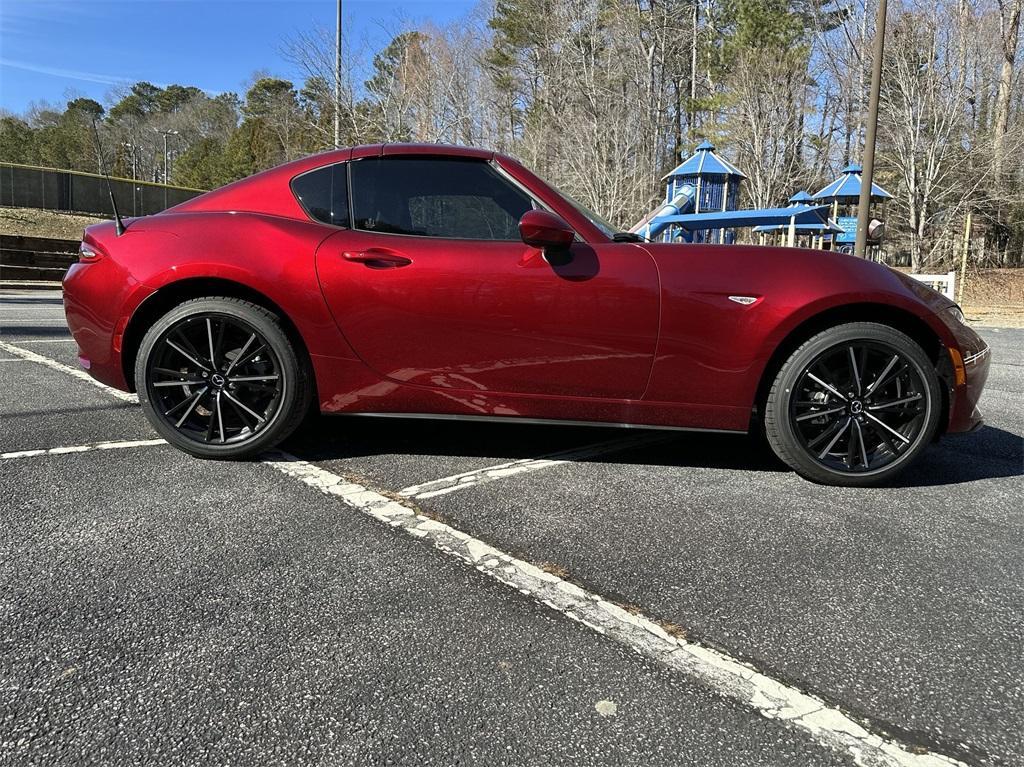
(630, 185), (697, 240)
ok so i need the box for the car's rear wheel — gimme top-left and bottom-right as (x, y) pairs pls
(764, 322), (942, 486)
(135, 297), (312, 458)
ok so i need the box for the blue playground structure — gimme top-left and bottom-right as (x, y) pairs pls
(753, 169), (892, 251)
(810, 164), (891, 253)
(660, 140), (744, 244)
(632, 143), (889, 252)
(752, 191), (842, 249)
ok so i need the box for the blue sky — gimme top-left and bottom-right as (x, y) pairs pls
(0, 0), (474, 114)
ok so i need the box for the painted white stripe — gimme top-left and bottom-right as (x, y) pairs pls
(265, 452), (964, 767)
(1, 439), (164, 461)
(0, 340), (137, 403)
(400, 434), (671, 499)
(8, 338), (77, 344)
(0, 319), (70, 324)
(0, 358), (31, 363)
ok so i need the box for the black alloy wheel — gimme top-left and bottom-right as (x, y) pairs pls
(148, 314), (281, 444)
(791, 341), (929, 472)
(765, 322), (942, 486)
(136, 297), (312, 458)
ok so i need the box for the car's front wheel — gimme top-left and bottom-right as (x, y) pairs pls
(135, 297), (312, 458)
(764, 322), (942, 486)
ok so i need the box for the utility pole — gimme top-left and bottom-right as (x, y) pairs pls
(855, 0), (888, 259)
(334, 0), (342, 149)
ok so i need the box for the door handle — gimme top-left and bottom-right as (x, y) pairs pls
(343, 250), (412, 268)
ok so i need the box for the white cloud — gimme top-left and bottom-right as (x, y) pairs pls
(0, 57), (141, 87)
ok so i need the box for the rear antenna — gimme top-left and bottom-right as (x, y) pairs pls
(91, 119), (125, 236)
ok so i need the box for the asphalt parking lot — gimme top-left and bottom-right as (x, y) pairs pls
(1, 289), (1022, 767)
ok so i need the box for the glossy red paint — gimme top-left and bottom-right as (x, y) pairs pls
(63, 143), (990, 437)
(316, 231), (658, 400)
(517, 209), (576, 249)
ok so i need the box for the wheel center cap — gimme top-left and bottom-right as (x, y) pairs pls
(210, 373), (226, 388)
(850, 400), (864, 415)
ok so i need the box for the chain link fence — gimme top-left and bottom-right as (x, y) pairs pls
(0, 162), (206, 218)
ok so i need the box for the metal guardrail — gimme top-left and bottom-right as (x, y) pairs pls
(0, 162), (206, 218)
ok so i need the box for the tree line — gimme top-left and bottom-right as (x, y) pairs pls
(1, 0), (1021, 270)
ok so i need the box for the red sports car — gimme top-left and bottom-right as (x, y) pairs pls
(63, 144), (991, 486)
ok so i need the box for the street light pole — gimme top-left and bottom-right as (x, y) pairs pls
(334, 0), (342, 149)
(152, 128), (179, 210)
(152, 128), (179, 184)
(854, 0), (888, 259)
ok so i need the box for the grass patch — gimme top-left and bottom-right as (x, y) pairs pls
(0, 207), (106, 241)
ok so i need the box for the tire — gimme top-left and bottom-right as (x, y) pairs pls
(135, 297), (313, 459)
(764, 322), (942, 486)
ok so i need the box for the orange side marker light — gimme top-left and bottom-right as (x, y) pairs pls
(948, 347), (966, 386)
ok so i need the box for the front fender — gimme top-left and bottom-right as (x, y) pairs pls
(641, 244), (956, 415)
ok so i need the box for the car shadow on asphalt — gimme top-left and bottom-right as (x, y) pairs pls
(0, 325), (72, 339)
(0, 296), (66, 306)
(895, 425), (1024, 487)
(285, 415), (788, 475)
(284, 417), (1023, 487)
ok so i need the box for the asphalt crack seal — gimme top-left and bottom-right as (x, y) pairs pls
(263, 451), (966, 767)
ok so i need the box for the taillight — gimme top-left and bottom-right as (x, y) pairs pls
(79, 243), (102, 262)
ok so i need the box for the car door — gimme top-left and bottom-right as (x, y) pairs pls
(313, 155), (660, 400)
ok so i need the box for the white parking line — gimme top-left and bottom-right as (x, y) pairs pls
(400, 434), (672, 499)
(5, 338), (76, 344)
(266, 452), (962, 767)
(0, 340), (137, 403)
(1, 439), (164, 461)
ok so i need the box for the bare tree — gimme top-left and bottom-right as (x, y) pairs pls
(720, 48), (810, 209)
(992, 0), (1023, 176)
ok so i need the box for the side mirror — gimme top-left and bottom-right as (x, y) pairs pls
(519, 210), (575, 251)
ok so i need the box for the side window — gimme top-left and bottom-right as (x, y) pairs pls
(291, 163), (349, 227)
(349, 157), (534, 240)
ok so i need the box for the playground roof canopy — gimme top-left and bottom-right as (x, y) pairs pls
(812, 164), (892, 202)
(648, 204), (836, 232)
(788, 190), (814, 204)
(662, 140), (747, 180)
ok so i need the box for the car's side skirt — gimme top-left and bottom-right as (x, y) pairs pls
(331, 411), (748, 434)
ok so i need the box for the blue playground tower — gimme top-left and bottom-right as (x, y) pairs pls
(661, 140), (745, 244)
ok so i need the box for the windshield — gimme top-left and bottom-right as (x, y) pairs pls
(534, 174), (617, 238)
(560, 191), (618, 238)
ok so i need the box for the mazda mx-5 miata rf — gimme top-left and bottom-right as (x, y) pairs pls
(63, 143), (991, 485)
